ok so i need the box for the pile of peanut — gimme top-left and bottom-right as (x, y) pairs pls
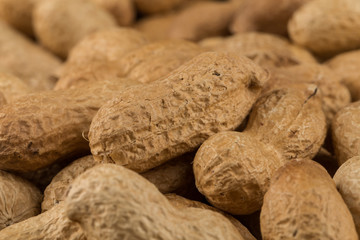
(0, 0), (359, 239)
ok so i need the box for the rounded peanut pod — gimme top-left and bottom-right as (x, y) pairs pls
(0, 202), (85, 240)
(90, 0), (135, 26)
(117, 39), (204, 84)
(332, 102), (360, 165)
(0, 170), (42, 229)
(55, 28), (148, 90)
(168, 1), (237, 41)
(288, 0), (360, 58)
(230, 0), (311, 36)
(260, 160), (357, 239)
(326, 50), (360, 101)
(0, 0), (39, 36)
(0, 72), (31, 102)
(334, 156), (360, 235)
(166, 194), (256, 240)
(194, 87), (326, 214)
(0, 21), (61, 91)
(42, 153), (195, 212)
(263, 64), (351, 125)
(33, 0), (116, 58)
(0, 79), (137, 173)
(89, 52), (269, 173)
(212, 32), (316, 69)
(135, 13), (177, 42)
(66, 164), (244, 240)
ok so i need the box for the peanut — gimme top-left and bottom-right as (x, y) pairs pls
(261, 160), (357, 239)
(334, 156), (360, 235)
(134, 0), (187, 14)
(55, 28), (148, 90)
(230, 0), (311, 36)
(0, 21), (61, 90)
(0, 0), (39, 36)
(89, 52), (268, 173)
(90, 0), (135, 26)
(42, 153), (195, 212)
(0, 202), (85, 240)
(194, 87), (326, 214)
(0, 170), (42, 229)
(326, 50), (360, 101)
(65, 164), (244, 240)
(33, 0), (116, 58)
(332, 102), (360, 165)
(166, 193), (256, 240)
(0, 72), (31, 102)
(288, 0), (360, 58)
(0, 79), (137, 172)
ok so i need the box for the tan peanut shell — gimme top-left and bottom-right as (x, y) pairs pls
(0, 72), (31, 102)
(332, 102), (360, 165)
(90, 0), (135, 26)
(117, 40), (204, 83)
(0, 21), (61, 91)
(0, 170), (42, 229)
(166, 194), (256, 240)
(55, 28), (148, 90)
(33, 0), (116, 58)
(261, 160), (358, 239)
(41, 155), (97, 212)
(134, 0), (187, 14)
(263, 64), (351, 125)
(0, 79), (138, 173)
(212, 32), (315, 68)
(194, 87), (326, 214)
(89, 52), (269, 173)
(0, 202), (85, 240)
(65, 164), (244, 240)
(334, 156), (360, 235)
(288, 0), (360, 58)
(230, 0), (310, 36)
(42, 154), (195, 212)
(168, 1), (237, 41)
(135, 13), (177, 42)
(326, 50), (360, 101)
(0, 0), (39, 36)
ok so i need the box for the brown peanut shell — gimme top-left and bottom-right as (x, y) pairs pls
(89, 52), (269, 173)
(0, 170), (42, 230)
(260, 160), (357, 239)
(0, 21), (61, 91)
(66, 164), (244, 240)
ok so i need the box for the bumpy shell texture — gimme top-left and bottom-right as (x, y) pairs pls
(0, 80), (131, 172)
(0, 21), (61, 91)
(332, 102), (360, 165)
(334, 156), (360, 235)
(0, 202), (85, 240)
(288, 0), (360, 58)
(263, 64), (350, 125)
(89, 52), (269, 173)
(66, 164), (243, 240)
(166, 194), (256, 240)
(0, 171), (42, 229)
(326, 50), (360, 101)
(33, 0), (116, 58)
(260, 160), (358, 239)
(194, 87), (326, 215)
(117, 39), (204, 83)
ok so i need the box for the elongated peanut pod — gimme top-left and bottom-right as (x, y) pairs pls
(89, 52), (269, 173)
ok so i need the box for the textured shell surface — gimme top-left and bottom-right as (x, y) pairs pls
(334, 156), (360, 235)
(260, 160), (358, 240)
(66, 164), (243, 240)
(89, 52), (269, 173)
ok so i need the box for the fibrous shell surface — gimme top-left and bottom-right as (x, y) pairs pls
(89, 52), (269, 173)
